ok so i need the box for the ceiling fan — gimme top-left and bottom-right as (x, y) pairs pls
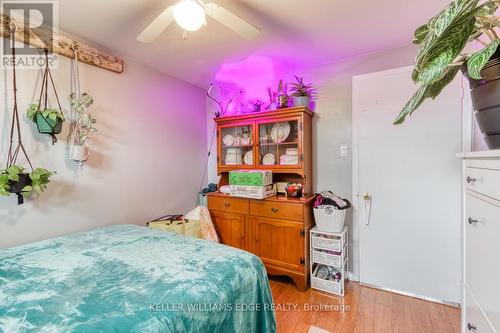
(137, 0), (261, 42)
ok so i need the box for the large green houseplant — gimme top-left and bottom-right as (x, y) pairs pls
(394, 0), (500, 147)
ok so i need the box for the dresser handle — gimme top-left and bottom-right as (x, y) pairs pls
(224, 203), (231, 207)
(468, 217), (478, 225)
(271, 208), (279, 213)
(467, 323), (477, 331)
(466, 176), (477, 184)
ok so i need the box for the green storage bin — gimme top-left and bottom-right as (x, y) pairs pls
(229, 170), (272, 187)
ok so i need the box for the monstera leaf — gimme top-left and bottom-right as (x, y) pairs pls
(467, 40), (500, 79)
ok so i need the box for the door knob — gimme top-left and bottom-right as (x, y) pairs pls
(362, 193), (373, 226)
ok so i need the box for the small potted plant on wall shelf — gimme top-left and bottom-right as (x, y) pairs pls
(394, 0), (500, 149)
(0, 165), (54, 204)
(27, 103), (65, 135)
(290, 76), (316, 108)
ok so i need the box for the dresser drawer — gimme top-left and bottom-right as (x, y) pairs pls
(208, 196), (249, 214)
(465, 167), (500, 200)
(465, 193), (500, 331)
(464, 287), (494, 333)
(250, 201), (303, 221)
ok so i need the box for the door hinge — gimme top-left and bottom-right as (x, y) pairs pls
(300, 229), (305, 237)
(300, 257), (305, 266)
(298, 122), (303, 131)
(299, 154), (304, 162)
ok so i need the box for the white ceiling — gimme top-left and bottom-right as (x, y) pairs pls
(58, 0), (451, 87)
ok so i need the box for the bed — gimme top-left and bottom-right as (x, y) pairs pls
(0, 225), (276, 332)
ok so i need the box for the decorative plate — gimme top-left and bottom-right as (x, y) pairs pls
(262, 153), (275, 165)
(270, 122), (291, 143)
(244, 151), (253, 165)
(223, 134), (234, 147)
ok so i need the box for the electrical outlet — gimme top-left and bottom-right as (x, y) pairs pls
(340, 145), (348, 158)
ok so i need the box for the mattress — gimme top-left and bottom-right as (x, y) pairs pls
(0, 225), (276, 332)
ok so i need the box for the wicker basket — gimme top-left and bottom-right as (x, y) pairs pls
(313, 205), (347, 233)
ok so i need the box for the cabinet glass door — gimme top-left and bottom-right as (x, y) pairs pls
(220, 124), (254, 167)
(258, 119), (300, 167)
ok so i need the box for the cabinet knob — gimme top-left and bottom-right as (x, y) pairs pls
(271, 208), (279, 213)
(467, 323), (477, 331)
(468, 217), (478, 225)
(224, 203), (231, 207)
(466, 176), (477, 184)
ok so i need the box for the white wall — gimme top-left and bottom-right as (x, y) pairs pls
(206, 45), (418, 279)
(0, 46), (206, 248)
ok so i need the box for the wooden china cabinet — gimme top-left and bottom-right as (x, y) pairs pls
(207, 107), (314, 291)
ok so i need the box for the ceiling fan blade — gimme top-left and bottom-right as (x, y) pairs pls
(137, 6), (174, 43)
(204, 2), (261, 40)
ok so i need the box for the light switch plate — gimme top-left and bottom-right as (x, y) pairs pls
(340, 145), (348, 158)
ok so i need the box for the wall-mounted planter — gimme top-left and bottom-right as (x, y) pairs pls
(35, 113), (63, 134)
(9, 174), (32, 194)
(70, 144), (89, 162)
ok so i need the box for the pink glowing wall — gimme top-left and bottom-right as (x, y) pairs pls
(210, 55), (314, 116)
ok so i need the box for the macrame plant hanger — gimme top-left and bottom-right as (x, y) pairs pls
(6, 25), (34, 205)
(69, 44), (89, 167)
(36, 48), (63, 145)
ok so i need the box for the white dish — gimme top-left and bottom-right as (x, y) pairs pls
(262, 153), (275, 165)
(223, 134), (234, 146)
(244, 151), (253, 165)
(270, 122), (291, 143)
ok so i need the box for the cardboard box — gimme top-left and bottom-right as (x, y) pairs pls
(229, 170), (272, 187)
(230, 184), (276, 200)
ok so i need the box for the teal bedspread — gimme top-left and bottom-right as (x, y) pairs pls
(0, 225), (276, 333)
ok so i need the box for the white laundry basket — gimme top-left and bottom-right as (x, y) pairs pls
(314, 205), (348, 233)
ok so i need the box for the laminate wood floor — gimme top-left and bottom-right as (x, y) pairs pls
(269, 277), (460, 333)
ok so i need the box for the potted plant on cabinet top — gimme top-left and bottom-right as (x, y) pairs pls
(0, 165), (54, 204)
(276, 80), (289, 109)
(290, 76), (317, 108)
(394, 0), (500, 149)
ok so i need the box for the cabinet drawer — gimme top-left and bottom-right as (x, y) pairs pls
(465, 194), (500, 331)
(249, 201), (303, 221)
(464, 287), (494, 333)
(208, 196), (249, 214)
(465, 167), (500, 200)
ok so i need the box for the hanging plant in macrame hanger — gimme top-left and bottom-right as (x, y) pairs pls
(69, 43), (96, 166)
(0, 25), (55, 205)
(27, 48), (65, 145)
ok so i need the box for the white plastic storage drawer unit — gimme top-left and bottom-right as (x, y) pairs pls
(459, 151), (500, 333)
(310, 227), (348, 296)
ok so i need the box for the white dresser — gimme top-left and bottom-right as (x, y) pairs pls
(459, 151), (500, 333)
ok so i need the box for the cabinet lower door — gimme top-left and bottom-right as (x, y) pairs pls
(211, 212), (246, 250)
(251, 217), (303, 271)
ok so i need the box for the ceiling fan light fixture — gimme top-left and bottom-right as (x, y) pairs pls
(173, 0), (206, 32)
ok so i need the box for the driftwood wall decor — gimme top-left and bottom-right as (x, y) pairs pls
(0, 15), (124, 74)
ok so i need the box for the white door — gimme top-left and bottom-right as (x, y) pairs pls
(353, 66), (462, 303)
